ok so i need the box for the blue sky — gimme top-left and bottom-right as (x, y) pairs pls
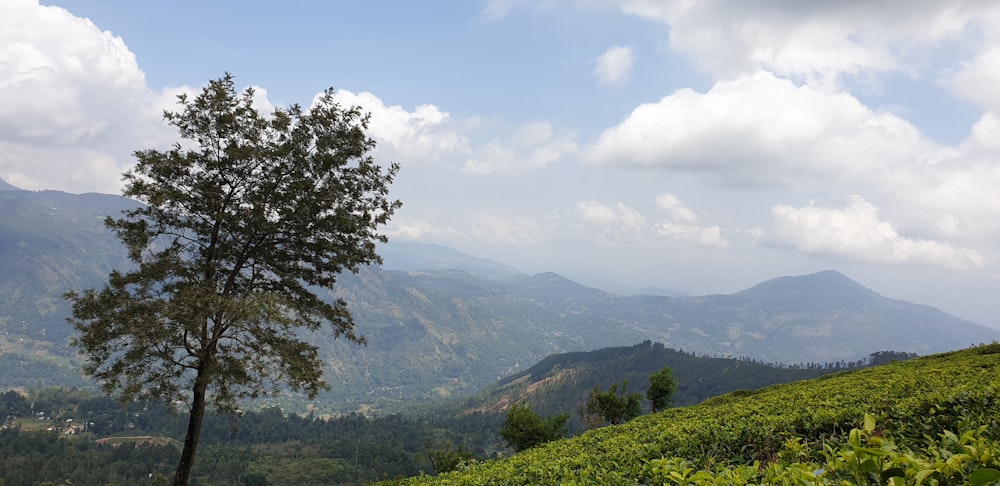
(4, 0), (1000, 330)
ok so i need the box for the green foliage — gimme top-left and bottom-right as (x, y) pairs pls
(388, 344), (1000, 485)
(646, 366), (677, 412)
(499, 402), (569, 452)
(65, 73), (400, 485)
(583, 380), (642, 427)
(0, 387), (447, 484)
(454, 341), (871, 434)
(427, 441), (476, 474)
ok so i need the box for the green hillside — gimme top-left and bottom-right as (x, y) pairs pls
(442, 341), (890, 433)
(390, 344), (1000, 485)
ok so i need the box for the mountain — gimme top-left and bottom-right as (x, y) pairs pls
(0, 189), (135, 388)
(0, 178), (21, 191)
(1, 188), (997, 413)
(378, 240), (520, 279)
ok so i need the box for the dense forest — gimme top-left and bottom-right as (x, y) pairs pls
(1, 387), (448, 485)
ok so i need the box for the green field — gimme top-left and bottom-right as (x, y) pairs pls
(388, 344), (1000, 485)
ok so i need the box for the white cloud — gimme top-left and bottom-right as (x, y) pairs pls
(652, 222), (730, 249)
(574, 201), (646, 245)
(576, 200), (620, 225)
(574, 195), (730, 248)
(472, 214), (549, 245)
(654, 193), (697, 224)
(651, 192), (729, 248)
(481, 0), (559, 21)
(771, 196), (986, 269)
(614, 0), (999, 84)
(0, 0), (170, 193)
(594, 45), (635, 86)
(586, 72), (949, 187)
(327, 90), (576, 175)
(328, 90), (470, 164)
(948, 45), (1000, 113)
(462, 121), (577, 174)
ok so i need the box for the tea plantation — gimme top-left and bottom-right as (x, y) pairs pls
(389, 344), (1000, 485)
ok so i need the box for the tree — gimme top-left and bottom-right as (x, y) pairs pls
(647, 366), (677, 412)
(499, 402), (569, 452)
(583, 381), (642, 427)
(426, 440), (475, 474)
(66, 74), (401, 486)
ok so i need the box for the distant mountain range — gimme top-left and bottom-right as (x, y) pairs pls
(1, 182), (997, 412)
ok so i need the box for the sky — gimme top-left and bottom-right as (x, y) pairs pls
(3, 0), (1000, 329)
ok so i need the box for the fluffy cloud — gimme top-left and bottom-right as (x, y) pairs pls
(574, 194), (729, 248)
(575, 201), (646, 245)
(652, 222), (729, 249)
(654, 193), (697, 224)
(594, 45), (635, 87)
(462, 121), (578, 174)
(948, 46), (1000, 113)
(614, 0), (999, 84)
(327, 90), (470, 165)
(651, 192), (729, 248)
(328, 89), (577, 175)
(0, 0), (170, 192)
(771, 196), (986, 269)
(587, 72), (947, 187)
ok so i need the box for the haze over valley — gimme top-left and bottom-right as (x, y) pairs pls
(2, 183), (997, 413)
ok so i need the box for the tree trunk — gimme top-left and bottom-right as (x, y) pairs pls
(173, 367), (209, 486)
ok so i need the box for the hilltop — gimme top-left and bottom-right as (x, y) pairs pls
(439, 341), (906, 432)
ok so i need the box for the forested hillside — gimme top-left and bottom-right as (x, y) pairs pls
(390, 344), (1000, 485)
(439, 341), (909, 432)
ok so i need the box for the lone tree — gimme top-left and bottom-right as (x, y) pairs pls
(646, 366), (677, 412)
(66, 74), (400, 485)
(499, 402), (569, 452)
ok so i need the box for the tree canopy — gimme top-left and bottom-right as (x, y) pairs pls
(66, 73), (400, 485)
(499, 402), (569, 452)
(647, 366), (677, 412)
(583, 381), (643, 427)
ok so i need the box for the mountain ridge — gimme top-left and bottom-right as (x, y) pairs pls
(1, 187), (997, 412)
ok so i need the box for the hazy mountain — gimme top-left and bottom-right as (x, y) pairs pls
(1, 188), (997, 414)
(0, 178), (21, 191)
(378, 240), (520, 279)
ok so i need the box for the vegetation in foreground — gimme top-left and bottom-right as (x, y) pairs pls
(2, 342), (895, 485)
(388, 343), (1000, 485)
